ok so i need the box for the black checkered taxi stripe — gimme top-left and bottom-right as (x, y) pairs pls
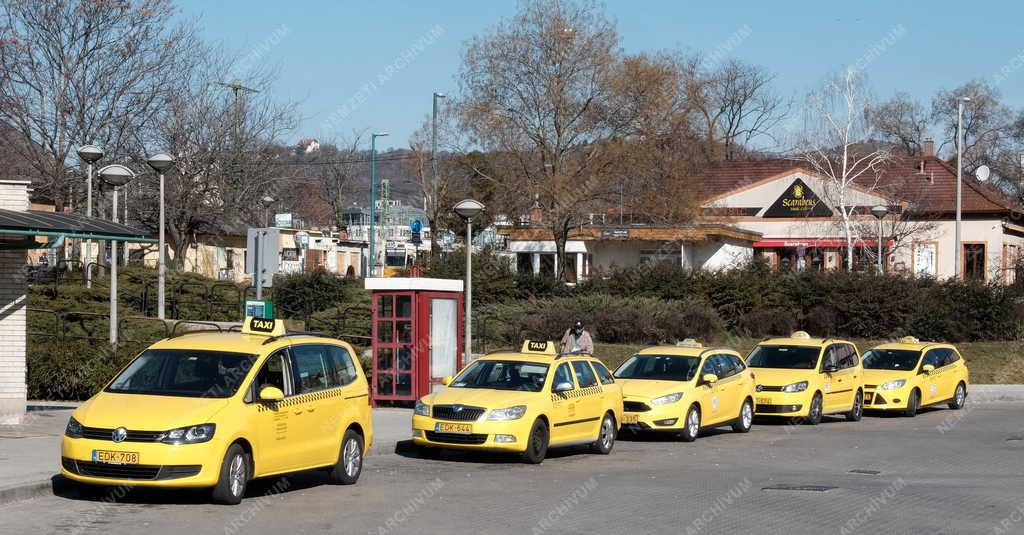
(257, 388), (350, 412)
(549, 385), (603, 403)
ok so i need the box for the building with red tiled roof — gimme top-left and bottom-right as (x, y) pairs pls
(698, 141), (1024, 282)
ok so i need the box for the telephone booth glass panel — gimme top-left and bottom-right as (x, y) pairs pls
(372, 292), (414, 401)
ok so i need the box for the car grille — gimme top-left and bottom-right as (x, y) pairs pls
(62, 457), (201, 481)
(80, 426), (163, 442)
(756, 385), (785, 392)
(624, 401), (652, 412)
(424, 431), (488, 445)
(756, 404), (803, 414)
(432, 405), (486, 422)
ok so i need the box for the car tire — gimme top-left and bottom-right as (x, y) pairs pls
(845, 390), (864, 422)
(678, 404), (700, 442)
(804, 393), (823, 425)
(590, 412), (616, 454)
(903, 389), (920, 418)
(949, 382), (967, 410)
(211, 444), (248, 505)
(521, 419), (549, 464)
(732, 399), (753, 433)
(327, 429), (363, 485)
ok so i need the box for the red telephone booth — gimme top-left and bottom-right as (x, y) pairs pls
(365, 277), (464, 406)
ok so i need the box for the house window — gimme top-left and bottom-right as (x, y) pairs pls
(963, 243), (986, 281)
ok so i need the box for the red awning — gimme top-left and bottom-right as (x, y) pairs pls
(753, 238), (894, 248)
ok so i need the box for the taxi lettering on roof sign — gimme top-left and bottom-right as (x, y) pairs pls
(522, 340), (557, 355)
(241, 316), (286, 336)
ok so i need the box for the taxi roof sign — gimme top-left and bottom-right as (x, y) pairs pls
(899, 336), (920, 344)
(676, 338), (703, 348)
(242, 316), (286, 336)
(521, 340), (558, 355)
(790, 331), (811, 340)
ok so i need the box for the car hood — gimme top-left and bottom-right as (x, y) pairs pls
(750, 367), (816, 387)
(617, 379), (689, 400)
(863, 369), (915, 384)
(423, 387), (536, 409)
(73, 392), (231, 430)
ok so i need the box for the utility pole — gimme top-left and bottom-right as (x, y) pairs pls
(211, 80), (259, 206)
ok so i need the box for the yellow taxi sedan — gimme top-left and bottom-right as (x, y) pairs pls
(746, 331), (864, 425)
(411, 340), (623, 464)
(614, 340), (756, 441)
(61, 317), (373, 505)
(862, 337), (969, 417)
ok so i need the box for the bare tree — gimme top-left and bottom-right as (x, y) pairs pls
(0, 0), (195, 208)
(870, 92), (929, 155)
(458, 0), (631, 280)
(797, 70), (892, 271)
(302, 133), (366, 230)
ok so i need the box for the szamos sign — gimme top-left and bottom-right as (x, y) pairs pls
(763, 178), (833, 218)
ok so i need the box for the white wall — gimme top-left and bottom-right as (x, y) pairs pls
(0, 180), (29, 424)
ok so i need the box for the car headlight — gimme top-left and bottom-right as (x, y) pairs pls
(414, 400), (431, 417)
(651, 392), (683, 406)
(65, 416), (83, 438)
(879, 379), (906, 391)
(159, 424), (216, 445)
(487, 405), (527, 421)
(782, 381), (809, 393)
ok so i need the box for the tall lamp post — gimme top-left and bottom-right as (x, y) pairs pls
(77, 145), (104, 288)
(98, 164), (135, 346)
(147, 153), (175, 320)
(955, 96), (971, 280)
(368, 132), (389, 277)
(453, 199), (484, 361)
(261, 195), (275, 227)
(870, 205), (889, 274)
(431, 93), (446, 247)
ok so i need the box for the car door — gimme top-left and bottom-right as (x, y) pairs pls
(696, 355), (722, 424)
(293, 343), (369, 467)
(820, 344), (842, 412)
(549, 362), (579, 445)
(590, 360), (622, 418)
(934, 348), (958, 401)
(718, 354), (748, 422)
(834, 344), (861, 410)
(919, 348), (946, 404)
(248, 349), (302, 475)
(570, 359), (604, 439)
(288, 344), (337, 467)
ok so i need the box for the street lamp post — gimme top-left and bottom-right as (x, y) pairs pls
(98, 164), (135, 346)
(870, 205), (890, 274)
(431, 93), (446, 255)
(955, 96), (971, 280)
(77, 145), (104, 288)
(147, 153), (175, 320)
(261, 195), (275, 227)
(368, 132), (389, 277)
(453, 199), (484, 361)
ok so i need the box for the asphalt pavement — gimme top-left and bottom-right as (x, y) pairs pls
(1, 398), (1023, 534)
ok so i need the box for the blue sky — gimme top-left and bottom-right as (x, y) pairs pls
(176, 0), (1024, 151)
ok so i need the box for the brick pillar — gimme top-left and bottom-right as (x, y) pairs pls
(0, 180), (30, 425)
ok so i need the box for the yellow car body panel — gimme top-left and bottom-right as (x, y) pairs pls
(412, 343), (623, 454)
(746, 334), (864, 419)
(862, 341), (970, 411)
(616, 345), (756, 433)
(60, 323), (373, 489)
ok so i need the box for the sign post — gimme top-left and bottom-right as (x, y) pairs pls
(246, 228), (280, 299)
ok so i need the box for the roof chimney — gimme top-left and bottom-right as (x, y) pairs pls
(922, 139), (935, 158)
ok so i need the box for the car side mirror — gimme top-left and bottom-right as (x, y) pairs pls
(921, 364), (935, 374)
(441, 376), (453, 386)
(553, 382), (574, 393)
(259, 386), (284, 401)
(823, 365), (838, 373)
(702, 373), (718, 384)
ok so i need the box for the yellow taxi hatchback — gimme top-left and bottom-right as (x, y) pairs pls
(411, 340), (623, 464)
(746, 331), (864, 425)
(614, 340), (756, 442)
(61, 317), (374, 505)
(862, 337), (969, 417)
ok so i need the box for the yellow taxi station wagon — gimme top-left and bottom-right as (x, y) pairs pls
(614, 341), (757, 442)
(745, 332), (865, 425)
(61, 317), (374, 505)
(862, 337), (969, 417)
(411, 340), (624, 464)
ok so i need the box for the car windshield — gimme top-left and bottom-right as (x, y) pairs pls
(449, 360), (549, 392)
(106, 349), (257, 398)
(862, 349), (921, 370)
(747, 345), (820, 369)
(614, 354), (700, 381)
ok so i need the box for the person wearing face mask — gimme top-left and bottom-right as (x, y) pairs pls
(560, 320), (594, 355)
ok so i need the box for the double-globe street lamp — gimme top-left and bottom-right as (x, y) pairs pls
(76, 145), (104, 288)
(97, 164), (135, 346)
(147, 153), (175, 320)
(453, 199), (484, 361)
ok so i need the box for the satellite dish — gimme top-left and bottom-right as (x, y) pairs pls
(975, 165), (991, 182)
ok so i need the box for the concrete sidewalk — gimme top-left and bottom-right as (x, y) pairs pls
(2, 385), (1023, 505)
